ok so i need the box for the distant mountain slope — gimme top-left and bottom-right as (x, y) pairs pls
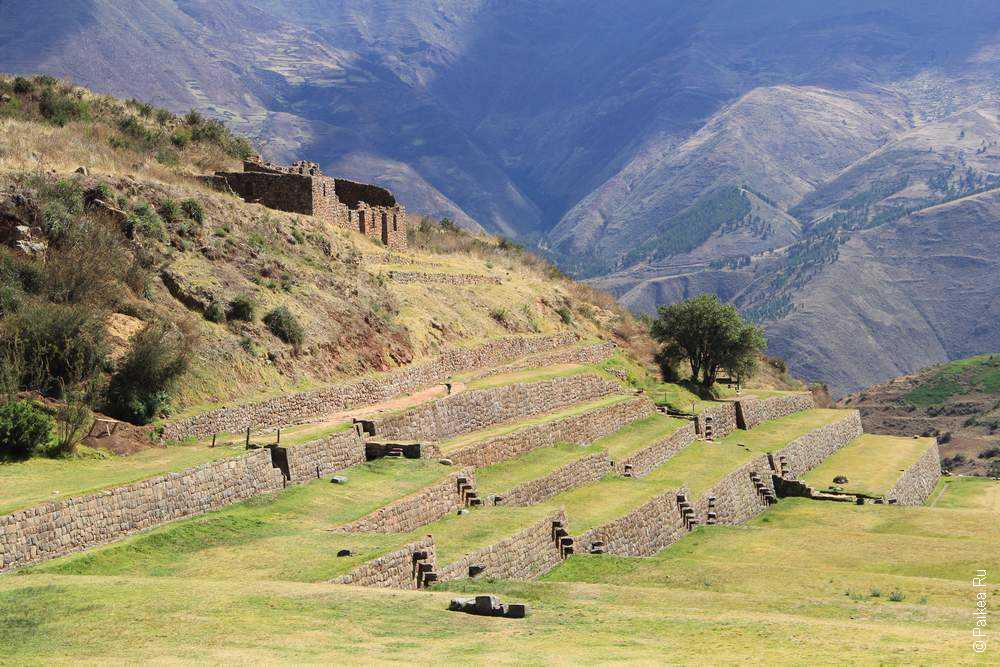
(840, 354), (1000, 475)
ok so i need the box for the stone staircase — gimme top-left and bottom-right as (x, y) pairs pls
(750, 471), (777, 505)
(553, 519), (575, 557)
(413, 549), (438, 588)
(677, 493), (699, 529)
(705, 495), (718, 525)
(457, 475), (482, 507)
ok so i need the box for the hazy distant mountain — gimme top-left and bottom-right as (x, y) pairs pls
(2, 0), (1000, 393)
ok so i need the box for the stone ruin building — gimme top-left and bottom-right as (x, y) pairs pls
(213, 156), (408, 249)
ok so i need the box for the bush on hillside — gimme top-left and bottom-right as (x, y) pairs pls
(227, 295), (255, 322)
(105, 322), (191, 424)
(125, 203), (166, 241)
(0, 400), (53, 461)
(263, 306), (304, 346)
(12, 76), (33, 94)
(181, 198), (205, 223)
(158, 199), (183, 224)
(38, 87), (90, 127)
(203, 301), (226, 324)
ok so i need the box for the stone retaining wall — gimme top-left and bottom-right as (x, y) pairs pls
(338, 469), (475, 533)
(736, 394), (815, 430)
(468, 342), (618, 381)
(387, 270), (502, 286)
(887, 441), (942, 506)
(494, 453), (612, 507)
(333, 536), (436, 589)
(373, 374), (622, 442)
(617, 422), (697, 477)
(438, 510), (567, 582)
(282, 428), (366, 483)
(696, 403), (738, 440)
(0, 450), (285, 572)
(575, 486), (691, 557)
(163, 333), (579, 440)
(448, 398), (655, 468)
(773, 411), (864, 479)
(693, 455), (775, 526)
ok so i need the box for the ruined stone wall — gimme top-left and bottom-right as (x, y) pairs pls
(373, 374), (622, 442)
(736, 394), (815, 430)
(438, 511), (567, 582)
(0, 450), (285, 572)
(163, 333), (579, 440)
(333, 536), (436, 590)
(447, 398), (655, 468)
(617, 422), (697, 478)
(773, 411), (864, 479)
(575, 486), (691, 557)
(218, 171), (316, 215)
(338, 469), (475, 533)
(886, 441), (942, 506)
(282, 428), (366, 483)
(693, 455), (775, 526)
(387, 271), (501, 286)
(696, 403), (738, 440)
(493, 453), (612, 507)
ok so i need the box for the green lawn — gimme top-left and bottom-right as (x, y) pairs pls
(475, 442), (600, 496)
(720, 408), (849, 452)
(802, 434), (937, 497)
(414, 505), (553, 565)
(591, 412), (687, 460)
(0, 443), (248, 515)
(32, 459), (450, 582)
(438, 394), (629, 452)
(463, 363), (599, 391)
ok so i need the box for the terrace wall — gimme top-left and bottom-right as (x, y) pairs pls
(693, 455), (775, 526)
(470, 342), (617, 381)
(438, 510), (567, 582)
(886, 441), (942, 506)
(282, 428), (366, 483)
(493, 453), (612, 507)
(338, 469), (476, 533)
(447, 398), (655, 468)
(695, 403), (738, 440)
(163, 333), (579, 441)
(735, 394), (815, 430)
(617, 422), (697, 477)
(333, 536), (436, 590)
(372, 374), (622, 442)
(0, 450), (285, 572)
(574, 486), (691, 557)
(772, 411), (864, 479)
(387, 271), (502, 286)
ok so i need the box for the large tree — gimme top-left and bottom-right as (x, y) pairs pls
(651, 294), (766, 387)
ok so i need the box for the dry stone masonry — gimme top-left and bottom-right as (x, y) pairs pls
(772, 411), (864, 479)
(575, 486), (691, 557)
(886, 441), (942, 506)
(438, 511), (568, 582)
(735, 394), (815, 430)
(387, 270), (502, 286)
(163, 333), (580, 440)
(338, 469), (478, 533)
(0, 449), (284, 572)
(618, 423), (697, 478)
(214, 157), (409, 249)
(333, 536), (437, 589)
(696, 403), (738, 441)
(468, 342), (617, 382)
(371, 374), (623, 442)
(693, 455), (776, 526)
(493, 453), (612, 507)
(280, 428), (366, 483)
(446, 397), (655, 468)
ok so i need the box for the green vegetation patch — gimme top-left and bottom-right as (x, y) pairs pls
(904, 353), (1000, 407)
(802, 434), (937, 497)
(718, 408), (848, 453)
(592, 412), (687, 460)
(475, 442), (601, 497)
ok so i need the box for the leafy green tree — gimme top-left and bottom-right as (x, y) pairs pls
(651, 294), (766, 387)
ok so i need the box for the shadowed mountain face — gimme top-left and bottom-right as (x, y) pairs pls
(2, 0), (1000, 393)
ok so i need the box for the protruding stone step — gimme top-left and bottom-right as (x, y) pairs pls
(417, 562), (434, 574)
(422, 572), (438, 585)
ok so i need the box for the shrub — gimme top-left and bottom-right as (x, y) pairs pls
(84, 183), (115, 208)
(39, 178), (86, 238)
(39, 88), (89, 126)
(203, 301), (226, 323)
(170, 129), (192, 148)
(888, 590), (906, 602)
(0, 400), (53, 460)
(869, 588), (881, 598)
(180, 198), (205, 223)
(0, 252), (44, 294)
(126, 203), (166, 241)
(0, 285), (21, 316)
(12, 76), (33, 94)
(105, 322), (191, 424)
(556, 306), (573, 325)
(158, 199), (183, 224)
(228, 295), (255, 322)
(263, 306), (304, 346)
(490, 307), (510, 326)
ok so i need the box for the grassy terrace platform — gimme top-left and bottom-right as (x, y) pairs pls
(437, 394), (630, 453)
(595, 413), (688, 460)
(475, 442), (603, 497)
(802, 434), (937, 497)
(408, 505), (553, 566)
(32, 459), (451, 582)
(462, 362), (603, 391)
(0, 443), (248, 516)
(718, 408), (847, 452)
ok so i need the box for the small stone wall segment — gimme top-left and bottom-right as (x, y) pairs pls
(438, 511), (567, 582)
(337, 469), (476, 533)
(886, 441), (942, 506)
(735, 394), (815, 430)
(372, 374), (623, 442)
(0, 450), (285, 572)
(163, 333), (579, 441)
(282, 429), (366, 483)
(575, 486), (691, 557)
(494, 453), (612, 507)
(772, 411), (864, 479)
(387, 271), (502, 286)
(618, 422), (697, 478)
(448, 398), (656, 468)
(693, 455), (775, 526)
(696, 403), (738, 440)
(217, 171), (316, 215)
(469, 342), (618, 382)
(333, 536), (436, 590)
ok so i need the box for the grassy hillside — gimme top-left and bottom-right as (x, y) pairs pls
(840, 354), (1000, 476)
